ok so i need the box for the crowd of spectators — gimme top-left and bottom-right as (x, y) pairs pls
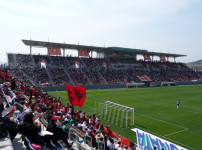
(21, 67), (51, 86)
(67, 68), (89, 85)
(197, 71), (202, 77)
(7, 54), (201, 86)
(50, 56), (69, 68)
(82, 68), (104, 84)
(48, 68), (72, 85)
(33, 55), (51, 65)
(16, 54), (33, 66)
(8, 67), (33, 86)
(0, 67), (136, 150)
(67, 57), (82, 67)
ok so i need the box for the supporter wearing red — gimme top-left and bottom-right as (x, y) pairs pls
(92, 114), (96, 125)
(64, 103), (69, 113)
(76, 110), (80, 119)
(30, 86), (35, 98)
(106, 125), (113, 136)
(82, 112), (86, 121)
(94, 120), (100, 128)
(86, 115), (89, 125)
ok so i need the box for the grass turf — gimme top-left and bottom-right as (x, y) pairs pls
(49, 84), (202, 150)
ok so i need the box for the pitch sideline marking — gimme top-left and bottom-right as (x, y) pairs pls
(163, 129), (188, 137)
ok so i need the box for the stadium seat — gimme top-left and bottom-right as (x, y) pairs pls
(50, 140), (65, 150)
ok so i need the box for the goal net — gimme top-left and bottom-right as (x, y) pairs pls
(98, 101), (134, 128)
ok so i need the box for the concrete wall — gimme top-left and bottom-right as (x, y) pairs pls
(175, 81), (202, 86)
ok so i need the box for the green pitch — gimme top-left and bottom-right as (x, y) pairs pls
(49, 84), (202, 150)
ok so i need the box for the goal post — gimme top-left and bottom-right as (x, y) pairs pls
(98, 101), (134, 128)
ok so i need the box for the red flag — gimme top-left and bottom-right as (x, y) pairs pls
(77, 86), (86, 108)
(160, 56), (166, 61)
(143, 55), (151, 60)
(48, 47), (61, 55)
(78, 50), (89, 56)
(64, 84), (78, 106)
(3, 69), (7, 77)
(64, 83), (86, 108)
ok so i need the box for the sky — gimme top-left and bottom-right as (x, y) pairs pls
(0, 0), (202, 63)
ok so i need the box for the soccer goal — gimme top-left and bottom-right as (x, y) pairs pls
(98, 101), (134, 128)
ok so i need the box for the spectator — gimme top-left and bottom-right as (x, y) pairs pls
(47, 115), (72, 148)
(0, 106), (18, 141)
(19, 112), (46, 149)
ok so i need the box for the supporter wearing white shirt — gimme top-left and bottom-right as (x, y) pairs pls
(78, 122), (82, 130)
(62, 107), (65, 112)
(95, 116), (99, 123)
(68, 107), (72, 114)
(89, 118), (92, 125)
(107, 138), (114, 149)
(115, 141), (121, 149)
(81, 121), (87, 131)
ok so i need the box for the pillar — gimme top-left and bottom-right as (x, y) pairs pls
(30, 45), (32, 55)
(63, 48), (65, 56)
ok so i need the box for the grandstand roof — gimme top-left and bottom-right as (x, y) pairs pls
(108, 47), (147, 53)
(22, 39), (186, 58)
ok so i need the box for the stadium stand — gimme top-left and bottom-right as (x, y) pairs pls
(6, 53), (200, 87)
(0, 69), (137, 150)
